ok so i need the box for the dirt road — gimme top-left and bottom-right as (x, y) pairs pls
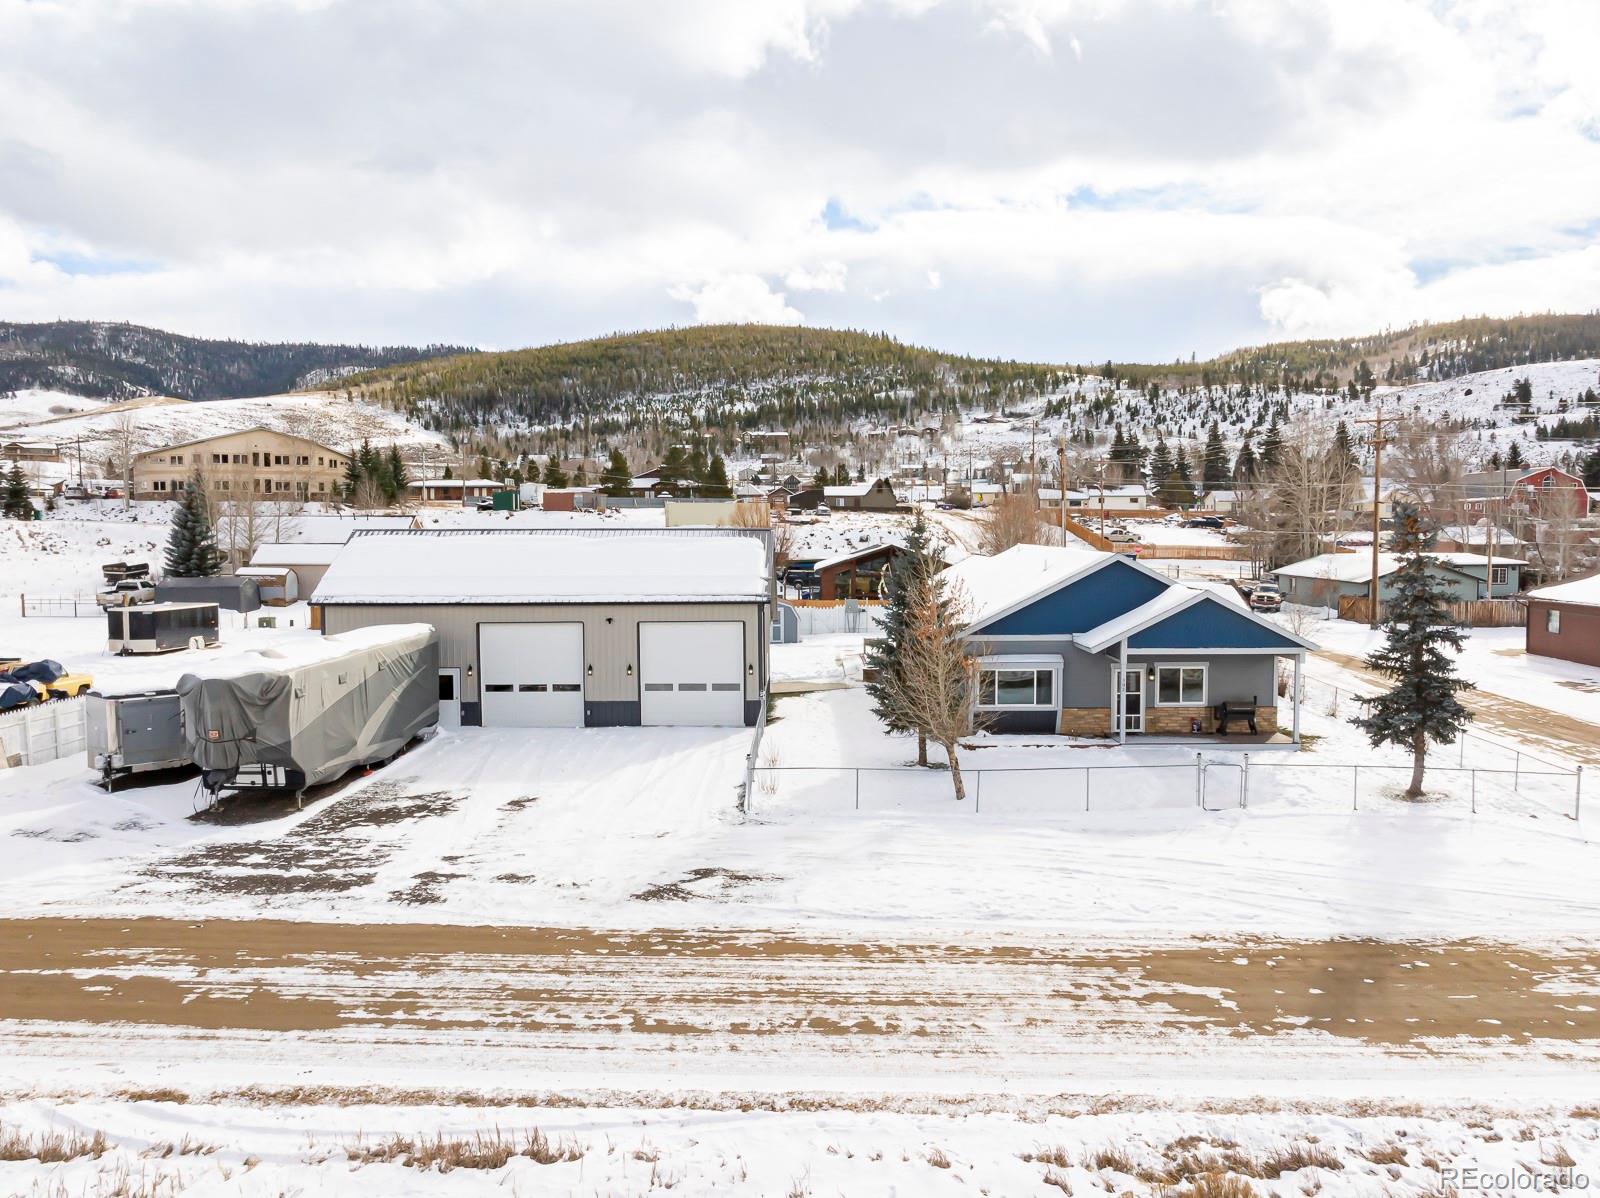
(4, 919), (1597, 1047)
(1316, 649), (1600, 763)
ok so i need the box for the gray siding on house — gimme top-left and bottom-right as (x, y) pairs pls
(965, 637), (1114, 707)
(320, 601), (768, 708)
(1123, 653), (1275, 707)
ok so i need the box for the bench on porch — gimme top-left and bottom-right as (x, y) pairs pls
(1213, 696), (1259, 735)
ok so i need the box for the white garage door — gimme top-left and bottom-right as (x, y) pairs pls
(479, 623), (585, 727)
(639, 621), (746, 726)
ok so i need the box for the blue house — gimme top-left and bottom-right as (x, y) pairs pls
(940, 545), (1316, 743)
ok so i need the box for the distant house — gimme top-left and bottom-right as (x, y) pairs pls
(943, 545), (1314, 742)
(1461, 467), (1592, 521)
(1, 439), (60, 463)
(813, 543), (920, 600)
(823, 478), (901, 512)
(1526, 572), (1600, 668)
(1435, 524), (1527, 555)
(406, 478), (506, 507)
(1271, 551), (1525, 608)
(132, 427), (350, 501)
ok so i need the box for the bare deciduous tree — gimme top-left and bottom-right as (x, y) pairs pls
(978, 486), (1045, 556)
(877, 580), (983, 801)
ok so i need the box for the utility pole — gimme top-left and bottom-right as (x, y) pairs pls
(1057, 441), (1068, 546)
(1356, 406), (1395, 630)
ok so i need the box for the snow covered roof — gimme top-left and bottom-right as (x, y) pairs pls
(1075, 588), (1198, 652)
(251, 543), (344, 567)
(937, 544), (1112, 626)
(312, 530), (770, 605)
(1272, 551), (1525, 582)
(409, 477), (502, 488)
(1528, 572), (1600, 607)
(216, 514), (415, 545)
(824, 482), (878, 497)
(813, 543), (898, 571)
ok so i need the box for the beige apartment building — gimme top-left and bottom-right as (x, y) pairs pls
(131, 427), (351, 501)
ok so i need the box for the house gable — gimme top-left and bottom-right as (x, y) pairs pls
(978, 559), (1170, 636)
(1127, 595), (1304, 651)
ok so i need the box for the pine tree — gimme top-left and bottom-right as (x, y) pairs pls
(1201, 422), (1229, 493)
(864, 511), (942, 767)
(2, 463), (30, 519)
(1350, 504), (1473, 798)
(386, 446), (409, 499)
(342, 454), (363, 500)
(1174, 444), (1193, 484)
(833, 463), (850, 486)
(572, 461), (588, 486)
(1584, 447), (1600, 490)
(601, 449), (632, 496)
(1147, 438), (1174, 489)
(523, 458), (540, 485)
(1332, 420), (1357, 477)
(1259, 417), (1283, 470)
(543, 458), (569, 488)
(703, 454), (732, 498)
(658, 445), (689, 491)
(164, 473), (224, 577)
(1504, 441), (1526, 469)
(1234, 435), (1258, 482)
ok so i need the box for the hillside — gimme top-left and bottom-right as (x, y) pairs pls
(0, 320), (473, 402)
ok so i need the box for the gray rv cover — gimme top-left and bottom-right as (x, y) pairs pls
(177, 624), (438, 788)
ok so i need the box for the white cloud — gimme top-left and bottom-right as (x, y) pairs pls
(0, 0), (1594, 359)
(668, 274), (805, 325)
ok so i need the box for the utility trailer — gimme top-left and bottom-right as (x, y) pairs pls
(85, 690), (189, 790)
(106, 602), (220, 655)
(178, 624), (438, 802)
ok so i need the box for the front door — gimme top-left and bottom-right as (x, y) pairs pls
(437, 668), (461, 730)
(1113, 667), (1144, 734)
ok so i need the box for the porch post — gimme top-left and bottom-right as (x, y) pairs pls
(1117, 639), (1128, 744)
(1292, 654), (1302, 745)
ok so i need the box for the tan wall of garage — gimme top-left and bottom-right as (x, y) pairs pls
(320, 602), (767, 704)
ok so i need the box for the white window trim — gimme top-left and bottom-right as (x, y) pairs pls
(975, 654), (1062, 710)
(1152, 662), (1208, 707)
(1548, 609), (1561, 634)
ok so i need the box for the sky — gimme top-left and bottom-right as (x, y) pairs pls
(0, 0), (1597, 364)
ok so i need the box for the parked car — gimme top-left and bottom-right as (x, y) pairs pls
(1249, 582), (1283, 612)
(96, 579), (157, 608)
(814, 504), (831, 517)
(474, 497), (495, 511)
(1184, 516), (1225, 529)
(1105, 528), (1141, 545)
(937, 502), (955, 510)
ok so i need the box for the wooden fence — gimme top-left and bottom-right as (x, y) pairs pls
(1138, 544), (1254, 561)
(1337, 595), (1527, 627)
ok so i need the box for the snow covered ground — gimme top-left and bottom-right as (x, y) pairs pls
(4, 1093), (1597, 1197)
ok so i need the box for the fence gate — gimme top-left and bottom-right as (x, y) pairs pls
(1201, 760), (1243, 811)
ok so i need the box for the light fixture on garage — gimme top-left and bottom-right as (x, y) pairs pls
(587, 664), (594, 676)
(466, 664), (474, 678)
(626, 663), (634, 676)
(747, 663), (755, 676)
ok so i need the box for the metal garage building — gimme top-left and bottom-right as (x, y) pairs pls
(310, 528), (772, 728)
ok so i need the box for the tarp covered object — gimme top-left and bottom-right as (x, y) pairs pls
(1, 660), (63, 685)
(177, 624), (439, 790)
(0, 682), (37, 711)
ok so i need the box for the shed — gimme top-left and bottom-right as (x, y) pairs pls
(235, 566), (299, 606)
(1526, 572), (1600, 667)
(311, 528), (773, 728)
(251, 542), (344, 594)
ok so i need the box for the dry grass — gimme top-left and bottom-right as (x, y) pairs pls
(117, 1088), (189, 1105)
(1089, 1146), (1137, 1174)
(1542, 1142), (1577, 1168)
(1259, 1144), (1344, 1178)
(1168, 1176), (1262, 1198)
(1025, 1144), (1074, 1168)
(1363, 1144), (1408, 1166)
(1043, 1165), (1073, 1193)
(0, 1123), (110, 1162)
(143, 1135), (216, 1158)
(345, 1126), (583, 1171)
(927, 1145), (952, 1168)
(1570, 1107), (1600, 1120)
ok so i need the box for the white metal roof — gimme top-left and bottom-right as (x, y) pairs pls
(937, 544), (1112, 627)
(251, 543), (343, 567)
(1528, 572), (1600, 607)
(824, 482), (877, 497)
(1273, 551), (1524, 582)
(312, 530), (770, 604)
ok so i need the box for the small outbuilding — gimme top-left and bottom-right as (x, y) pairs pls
(249, 543), (344, 595)
(155, 575), (261, 613)
(822, 479), (901, 512)
(1526, 573), (1600, 668)
(311, 528), (773, 728)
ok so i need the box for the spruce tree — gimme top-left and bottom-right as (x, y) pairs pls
(864, 511), (942, 766)
(1332, 421), (1357, 476)
(1234, 435), (1258, 482)
(1147, 438), (1174, 489)
(386, 446), (409, 499)
(704, 454), (732, 498)
(1259, 417), (1283, 470)
(343, 454), (363, 500)
(1504, 441), (1526, 469)
(1202, 421), (1229, 492)
(1350, 504), (1473, 798)
(601, 449), (632, 496)
(543, 458), (569, 488)
(1583, 447), (1600, 490)
(2, 463), (30, 519)
(164, 473), (224, 577)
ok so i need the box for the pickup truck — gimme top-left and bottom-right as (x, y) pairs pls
(1104, 527), (1141, 545)
(1249, 582), (1283, 612)
(96, 579), (157, 608)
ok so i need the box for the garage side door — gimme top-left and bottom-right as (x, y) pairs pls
(639, 621), (745, 726)
(479, 623), (584, 727)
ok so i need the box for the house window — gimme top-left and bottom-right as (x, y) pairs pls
(172, 454), (183, 465)
(1548, 609), (1561, 634)
(1490, 565), (1509, 587)
(977, 668), (1054, 708)
(1155, 665), (1207, 706)
(152, 480), (166, 492)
